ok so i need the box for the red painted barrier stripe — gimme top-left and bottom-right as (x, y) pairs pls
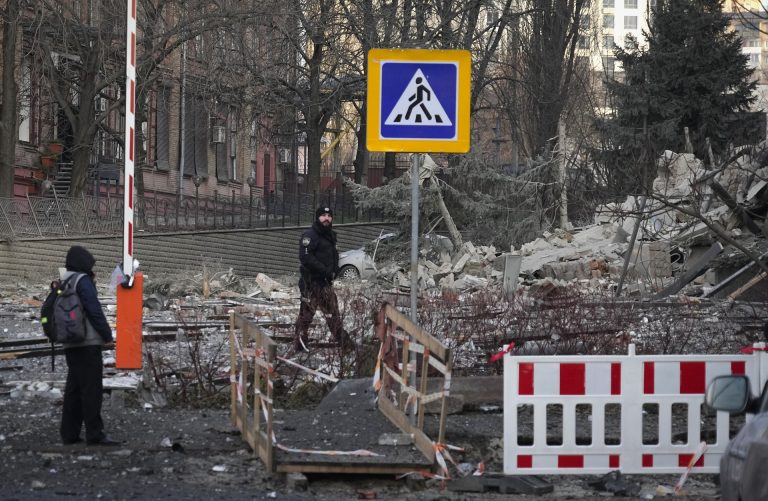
(680, 361), (705, 394)
(128, 175), (133, 208)
(642, 454), (653, 467)
(127, 222), (133, 255)
(611, 362), (621, 395)
(130, 80), (135, 114)
(517, 455), (532, 468)
(560, 363), (585, 395)
(643, 362), (654, 394)
(519, 363), (534, 395)
(609, 455), (620, 468)
(129, 127), (134, 161)
(731, 361), (745, 375)
(131, 0), (136, 19)
(130, 33), (136, 66)
(558, 455), (584, 468)
(678, 453), (704, 468)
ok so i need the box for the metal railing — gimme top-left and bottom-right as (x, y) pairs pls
(0, 185), (381, 240)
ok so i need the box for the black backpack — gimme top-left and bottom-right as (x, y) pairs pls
(40, 274), (87, 368)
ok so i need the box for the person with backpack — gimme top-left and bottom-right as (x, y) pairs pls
(59, 245), (120, 446)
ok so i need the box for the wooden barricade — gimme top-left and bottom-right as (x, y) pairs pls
(229, 312), (276, 470)
(375, 303), (453, 464)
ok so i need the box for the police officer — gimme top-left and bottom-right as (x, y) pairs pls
(293, 206), (349, 352)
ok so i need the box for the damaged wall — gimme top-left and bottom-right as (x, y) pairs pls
(0, 223), (394, 283)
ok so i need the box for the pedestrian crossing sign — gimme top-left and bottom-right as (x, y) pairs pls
(367, 49), (471, 153)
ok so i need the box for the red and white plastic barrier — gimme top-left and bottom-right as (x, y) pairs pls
(503, 343), (768, 475)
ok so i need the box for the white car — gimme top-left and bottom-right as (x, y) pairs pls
(337, 232), (453, 281)
(337, 232), (395, 280)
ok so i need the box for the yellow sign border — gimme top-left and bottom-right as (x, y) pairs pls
(367, 48), (471, 153)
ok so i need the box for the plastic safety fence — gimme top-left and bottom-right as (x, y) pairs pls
(503, 343), (768, 475)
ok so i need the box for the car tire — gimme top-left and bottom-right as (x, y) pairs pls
(338, 265), (360, 280)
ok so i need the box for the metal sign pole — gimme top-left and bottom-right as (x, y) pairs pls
(410, 153), (421, 322)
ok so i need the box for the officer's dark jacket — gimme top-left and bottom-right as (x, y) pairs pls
(299, 222), (339, 286)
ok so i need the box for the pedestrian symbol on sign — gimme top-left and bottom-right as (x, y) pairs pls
(384, 69), (452, 127)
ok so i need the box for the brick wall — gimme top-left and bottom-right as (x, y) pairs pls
(0, 223), (394, 284)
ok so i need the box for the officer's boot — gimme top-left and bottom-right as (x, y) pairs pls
(293, 330), (310, 353)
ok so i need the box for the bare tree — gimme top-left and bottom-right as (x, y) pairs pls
(493, 0), (591, 159)
(0, 0), (21, 198)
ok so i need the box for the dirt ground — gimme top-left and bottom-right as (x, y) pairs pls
(0, 365), (721, 501)
(0, 282), (729, 500)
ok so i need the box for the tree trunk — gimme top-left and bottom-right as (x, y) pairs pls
(434, 181), (462, 248)
(558, 118), (569, 229)
(383, 152), (396, 183)
(0, 0), (19, 198)
(306, 128), (322, 191)
(354, 110), (368, 185)
(68, 146), (92, 196)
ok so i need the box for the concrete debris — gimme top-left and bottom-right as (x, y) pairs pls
(363, 147), (768, 299)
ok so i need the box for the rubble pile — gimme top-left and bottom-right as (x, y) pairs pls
(370, 148), (768, 300)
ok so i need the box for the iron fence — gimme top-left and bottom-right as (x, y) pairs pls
(0, 186), (380, 240)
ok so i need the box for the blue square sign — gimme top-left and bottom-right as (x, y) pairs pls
(380, 62), (458, 140)
(367, 49), (471, 153)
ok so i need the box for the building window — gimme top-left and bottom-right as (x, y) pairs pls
(745, 38), (761, 48)
(749, 53), (760, 67)
(603, 14), (614, 29)
(183, 94), (209, 178)
(155, 86), (170, 171)
(486, 9), (499, 27)
(18, 57), (33, 143)
(624, 0), (637, 8)
(604, 0), (614, 7)
(578, 36), (590, 49)
(229, 108), (238, 182)
(624, 16), (637, 29)
(602, 56), (616, 77)
(582, 14), (591, 29)
(604, 35), (615, 49)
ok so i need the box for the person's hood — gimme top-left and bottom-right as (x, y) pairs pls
(65, 245), (96, 273)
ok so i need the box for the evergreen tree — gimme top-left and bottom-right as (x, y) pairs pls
(598, 0), (758, 196)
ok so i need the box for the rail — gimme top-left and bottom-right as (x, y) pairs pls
(0, 185), (381, 240)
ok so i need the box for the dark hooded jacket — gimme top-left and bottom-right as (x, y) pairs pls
(63, 246), (113, 346)
(298, 221), (339, 288)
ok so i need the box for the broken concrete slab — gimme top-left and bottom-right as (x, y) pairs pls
(448, 473), (553, 495)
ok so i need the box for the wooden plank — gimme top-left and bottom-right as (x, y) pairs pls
(264, 341), (276, 471)
(417, 350), (429, 429)
(276, 463), (423, 474)
(384, 304), (449, 360)
(437, 353), (454, 446)
(728, 272), (767, 300)
(399, 338), (410, 412)
(378, 395), (435, 462)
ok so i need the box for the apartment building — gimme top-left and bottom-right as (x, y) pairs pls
(586, 0), (654, 77)
(1, 1), (280, 201)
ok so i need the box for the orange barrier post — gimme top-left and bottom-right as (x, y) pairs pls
(116, 272), (143, 369)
